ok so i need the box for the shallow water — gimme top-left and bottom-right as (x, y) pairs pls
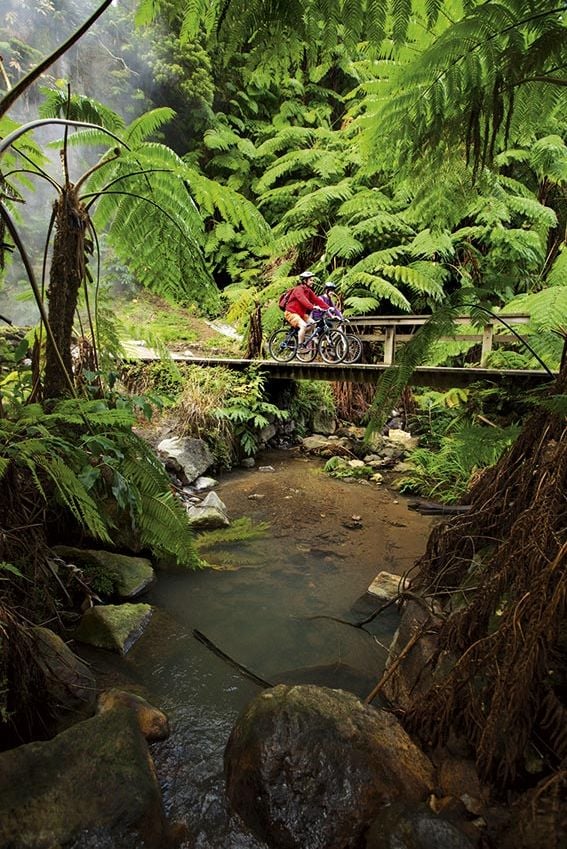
(78, 451), (433, 848)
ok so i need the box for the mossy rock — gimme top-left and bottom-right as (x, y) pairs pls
(0, 706), (167, 848)
(53, 546), (155, 599)
(74, 604), (153, 655)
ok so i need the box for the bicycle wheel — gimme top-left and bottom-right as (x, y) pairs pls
(295, 332), (318, 362)
(268, 328), (297, 362)
(343, 333), (362, 364)
(318, 329), (348, 363)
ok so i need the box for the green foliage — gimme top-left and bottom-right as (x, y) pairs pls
(214, 367), (288, 456)
(0, 398), (198, 566)
(140, 0), (445, 67)
(173, 364), (287, 462)
(288, 380), (336, 437)
(323, 455), (374, 479)
(362, 0), (567, 173)
(399, 423), (521, 503)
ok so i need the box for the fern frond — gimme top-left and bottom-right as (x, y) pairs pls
(139, 490), (199, 567)
(381, 262), (446, 299)
(326, 225), (364, 259)
(42, 456), (112, 542)
(505, 287), (567, 333)
(255, 127), (318, 158)
(352, 211), (413, 238)
(529, 134), (567, 183)
(342, 270), (412, 311)
(187, 167), (273, 246)
(505, 195), (557, 229)
(277, 179), (353, 229)
(255, 147), (346, 193)
(39, 88), (126, 133)
(546, 246), (567, 289)
(125, 108), (177, 146)
(338, 188), (395, 222)
(271, 226), (318, 253)
(408, 229), (455, 260)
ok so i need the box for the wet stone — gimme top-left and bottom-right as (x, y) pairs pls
(74, 604), (153, 655)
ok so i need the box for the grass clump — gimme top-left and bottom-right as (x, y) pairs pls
(195, 516), (270, 570)
(173, 365), (285, 463)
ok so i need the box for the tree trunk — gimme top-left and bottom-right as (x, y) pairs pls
(43, 186), (88, 399)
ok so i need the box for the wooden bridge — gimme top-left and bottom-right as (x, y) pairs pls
(165, 356), (555, 389)
(124, 312), (558, 390)
(345, 312), (533, 366)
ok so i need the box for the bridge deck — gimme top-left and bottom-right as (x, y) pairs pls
(126, 350), (556, 390)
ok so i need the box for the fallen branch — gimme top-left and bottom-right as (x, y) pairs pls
(363, 625), (428, 705)
(193, 628), (274, 689)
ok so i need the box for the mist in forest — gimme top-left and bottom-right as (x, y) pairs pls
(0, 0), (151, 324)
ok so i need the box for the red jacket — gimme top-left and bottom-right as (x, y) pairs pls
(285, 284), (329, 320)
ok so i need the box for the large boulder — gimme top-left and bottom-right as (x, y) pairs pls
(157, 436), (213, 484)
(74, 603), (153, 655)
(53, 546), (155, 599)
(0, 706), (168, 849)
(224, 684), (435, 849)
(311, 410), (336, 435)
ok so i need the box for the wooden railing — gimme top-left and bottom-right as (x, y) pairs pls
(346, 314), (531, 366)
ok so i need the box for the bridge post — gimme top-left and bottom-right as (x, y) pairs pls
(384, 327), (396, 365)
(481, 323), (494, 366)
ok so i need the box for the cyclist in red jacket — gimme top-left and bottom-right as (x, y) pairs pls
(283, 271), (330, 346)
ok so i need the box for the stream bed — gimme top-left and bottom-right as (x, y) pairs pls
(76, 451), (434, 849)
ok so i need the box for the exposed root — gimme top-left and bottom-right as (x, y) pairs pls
(403, 366), (567, 791)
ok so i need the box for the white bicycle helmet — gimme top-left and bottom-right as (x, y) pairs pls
(299, 270), (315, 279)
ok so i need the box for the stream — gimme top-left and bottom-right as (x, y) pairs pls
(74, 451), (434, 849)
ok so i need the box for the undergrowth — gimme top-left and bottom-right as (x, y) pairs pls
(398, 423), (521, 503)
(288, 380), (336, 437)
(174, 364), (285, 462)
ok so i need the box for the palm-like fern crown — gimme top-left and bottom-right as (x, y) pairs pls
(13, 91), (273, 309)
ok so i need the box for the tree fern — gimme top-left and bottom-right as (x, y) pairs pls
(326, 224), (364, 259)
(277, 180), (354, 229)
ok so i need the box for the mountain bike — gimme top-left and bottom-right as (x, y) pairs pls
(295, 314), (348, 364)
(268, 325), (299, 361)
(267, 314), (347, 363)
